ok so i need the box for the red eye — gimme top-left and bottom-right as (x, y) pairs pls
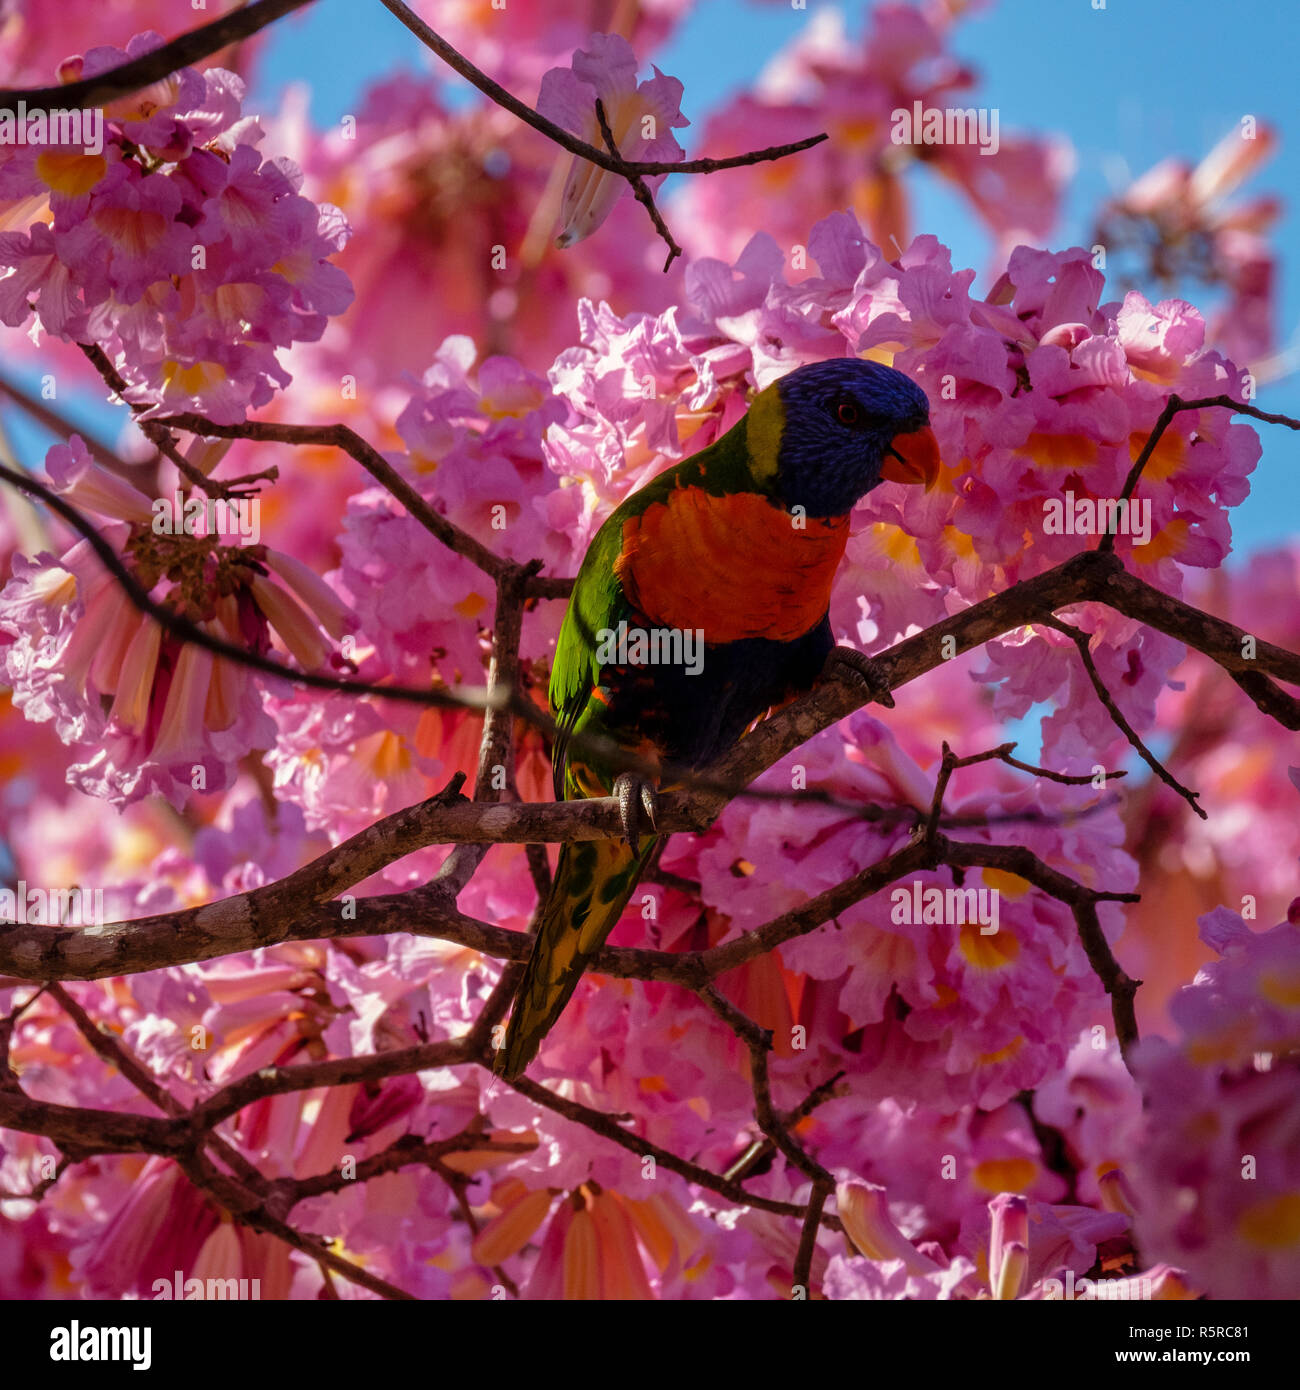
(836, 400), (861, 427)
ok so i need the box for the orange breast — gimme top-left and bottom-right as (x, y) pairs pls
(615, 487), (849, 643)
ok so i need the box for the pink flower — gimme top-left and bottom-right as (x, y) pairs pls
(73, 1156), (293, 1298)
(672, 5), (1069, 270)
(823, 1251), (976, 1300)
(264, 685), (441, 839)
(0, 437), (352, 809)
(55, 161), (193, 303)
(0, 223), (86, 335)
(1095, 124), (1280, 366)
(1033, 1033), (1144, 1205)
(1122, 547), (1300, 1030)
(959, 1198), (1128, 1294)
(409, 0), (689, 90)
(337, 337), (567, 689)
(537, 33), (688, 248)
(1127, 910), (1300, 1298)
(0, 35), (353, 423)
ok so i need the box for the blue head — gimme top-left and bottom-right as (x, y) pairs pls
(746, 358), (939, 517)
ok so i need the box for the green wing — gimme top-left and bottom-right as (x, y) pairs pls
(548, 467), (678, 798)
(548, 514), (626, 798)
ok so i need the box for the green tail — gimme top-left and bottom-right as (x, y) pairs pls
(495, 834), (657, 1080)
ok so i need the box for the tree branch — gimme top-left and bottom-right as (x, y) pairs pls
(1104, 393), (1300, 550)
(0, 0), (318, 114)
(150, 412), (509, 579)
(1043, 615), (1205, 819)
(594, 97), (682, 271)
(375, 0), (828, 179)
(5, 549), (1295, 987)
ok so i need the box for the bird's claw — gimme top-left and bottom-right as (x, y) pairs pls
(613, 771), (660, 846)
(822, 645), (896, 708)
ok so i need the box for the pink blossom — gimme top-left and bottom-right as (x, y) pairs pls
(0, 35), (353, 422)
(1095, 124), (1280, 366)
(0, 438), (352, 808)
(537, 33), (687, 248)
(672, 5), (1069, 270)
(409, 0), (689, 90)
(1129, 910), (1300, 1298)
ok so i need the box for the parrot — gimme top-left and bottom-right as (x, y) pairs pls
(494, 358), (940, 1080)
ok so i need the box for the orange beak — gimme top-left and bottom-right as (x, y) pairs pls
(880, 425), (941, 491)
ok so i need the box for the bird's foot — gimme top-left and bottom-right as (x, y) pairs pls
(821, 645), (896, 709)
(612, 771), (660, 847)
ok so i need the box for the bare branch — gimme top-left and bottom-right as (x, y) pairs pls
(7, 546), (1297, 987)
(150, 412), (509, 578)
(0, 0), (318, 114)
(376, 0), (828, 178)
(594, 97), (682, 272)
(722, 1071), (846, 1184)
(1104, 393), (1300, 550)
(1043, 616), (1206, 819)
(794, 1182), (832, 1296)
(923, 740), (1126, 843)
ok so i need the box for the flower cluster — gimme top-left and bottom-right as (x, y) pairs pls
(277, 70), (680, 380)
(536, 32), (688, 250)
(1129, 908), (1300, 1298)
(672, 4), (1071, 269)
(545, 211), (1260, 775)
(1094, 124), (1280, 368)
(0, 436), (352, 807)
(1120, 546), (1300, 1028)
(0, 33), (353, 422)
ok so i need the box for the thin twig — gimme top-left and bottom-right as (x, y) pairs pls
(594, 97), (682, 271)
(723, 1071), (846, 1184)
(0, 0), (318, 114)
(1104, 393), (1300, 551)
(923, 741), (1126, 842)
(78, 344), (251, 500)
(376, 0), (827, 178)
(150, 412), (508, 577)
(793, 1182), (831, 1298)
(1042, 616), (1206, 819)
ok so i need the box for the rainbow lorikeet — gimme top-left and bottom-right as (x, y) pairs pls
(495, 359), (939, 1079)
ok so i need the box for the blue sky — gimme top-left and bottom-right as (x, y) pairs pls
(5, 0), (1297, 555)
